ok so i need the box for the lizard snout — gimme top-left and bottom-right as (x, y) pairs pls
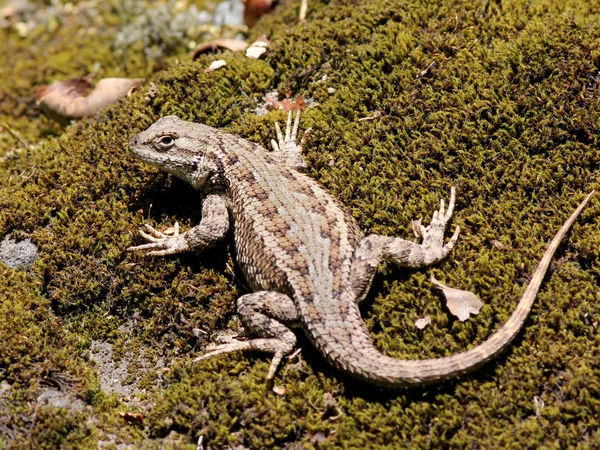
(129, 134), (141, 148)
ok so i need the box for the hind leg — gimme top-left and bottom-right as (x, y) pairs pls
(194, 291), (298, 380)
(351, 187), (460, 303)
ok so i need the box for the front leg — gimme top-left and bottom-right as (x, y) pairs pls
(128, 194), (230, 256)
(350, 187), (460, 302)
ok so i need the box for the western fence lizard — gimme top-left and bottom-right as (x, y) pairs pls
(128, 112), (593, 387)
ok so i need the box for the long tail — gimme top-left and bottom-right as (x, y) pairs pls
(309, 192), (594, 387)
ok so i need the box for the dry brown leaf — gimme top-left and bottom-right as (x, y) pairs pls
(309, 432), (327, 445)
(245, 35), (270, 59)
(119, 411), (145, 425)
(358, 111), (382, 122)
(190, 39), (248, 60)
(321, 392), (342, 420)
(1, 2), (27, 20)
(491, 239), (507, 250)
(265, 94), (306, 111)
(37, 76), (144, 122)
(204, 60), (227, 73)
(431, 276), (483, 322)
(414, 315), (431, 329)
(533, 396), (545, 417)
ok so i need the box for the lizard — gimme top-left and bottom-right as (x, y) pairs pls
(127, 111), (593, 387)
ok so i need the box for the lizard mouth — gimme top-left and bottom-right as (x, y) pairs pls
(129, 135), (140, 147)
(128, 144), (146, 161)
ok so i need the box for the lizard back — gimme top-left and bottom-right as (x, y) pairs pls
(222, 139), (364, 309)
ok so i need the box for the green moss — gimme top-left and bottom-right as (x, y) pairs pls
(2, 0), (600, 447)
(0, 268), (97, 448)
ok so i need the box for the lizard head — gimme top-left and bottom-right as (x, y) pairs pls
(129, 115), (214, 189)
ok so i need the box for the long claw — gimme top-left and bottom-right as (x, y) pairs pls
(285, 111), (292, 141)
(299, 126), (312, 148)
(142, 224), (165, 238)
(129, 222), (186, 256)
(449, 225), (460, 246)
(413, 186), (459, 262)
(446, 186), (456, 220)
(192, 341), (249, 363)
(267, 351), (284, 380)
(269, 111), (309, 171)
(139, 229), (161, 242)
(291, 110), (301, 141)
(128, 241), (166, 252)
(275, 121), (284, 149)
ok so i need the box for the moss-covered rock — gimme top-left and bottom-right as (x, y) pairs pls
(1, 0), (600, 448)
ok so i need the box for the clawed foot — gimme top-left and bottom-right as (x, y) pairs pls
(271, 110), (311, 153)
(271, 111), (311, 171)
(193, 338), (291, 381)
(128, 222), (189, 256)
(412, 186), (460, 258)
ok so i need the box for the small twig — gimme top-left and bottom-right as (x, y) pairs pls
(299, 0), (308, 21)
(357, 111), (382, 122)
(0, 122), (29, 150)
(416, 61), (436, 79)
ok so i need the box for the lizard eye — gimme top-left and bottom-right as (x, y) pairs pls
(154, 135), (176, 151)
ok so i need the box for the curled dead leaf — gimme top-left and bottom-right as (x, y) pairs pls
(431, 276), (483, 322)
(190, 39), (248, 60)
(37, 76), (144, 122)
(204, 59), (227, 73)
(414, 315), (431, 330)
(244, 0), (273, 28)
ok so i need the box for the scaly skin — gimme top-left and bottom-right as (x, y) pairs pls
(128, 112), (593, 387)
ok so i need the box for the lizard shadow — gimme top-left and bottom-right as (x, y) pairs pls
(128, 174), (232, 267)
(126, 174), (236, 303)
(128, 174), (204, 230)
